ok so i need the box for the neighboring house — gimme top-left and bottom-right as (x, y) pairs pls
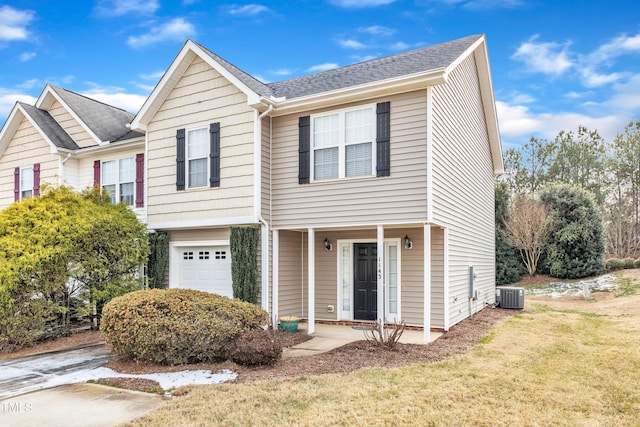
(0, 34), (503, 342)
(130, 33), (503, 341)
(0, 85), (145, 222)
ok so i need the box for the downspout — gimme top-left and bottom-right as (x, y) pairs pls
(255, 104), (274, 314)
(60, 152), (72, 186)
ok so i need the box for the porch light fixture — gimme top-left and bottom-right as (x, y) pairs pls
(403, 235), (413, 250)
(324, 238), (333, 252)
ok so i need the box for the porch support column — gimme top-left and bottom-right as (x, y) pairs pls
(307, 228), (315, 335)
(443, 227), (450, 331)
(424, 224), (432, 343)
(377, 225), (385, 331)
(272, 229), (280, 327)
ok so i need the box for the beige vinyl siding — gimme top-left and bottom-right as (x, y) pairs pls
(60, 157), (80, 190)
(261, 116), (271, 221)
(145, 56), (255, 226)
(432, 54), (496, 327)
(48, 100), (95, 148)
(169, 228), (230, 242)
(277, 230), (308, 319)
(271, 91), (428, 229)
(0, 117), (60, 209)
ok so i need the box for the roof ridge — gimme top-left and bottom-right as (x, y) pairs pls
(270, 34), (483, 88)
(48, 85), (135, 115)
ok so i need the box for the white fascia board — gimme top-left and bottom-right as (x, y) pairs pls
(148, 216), (257, 231)
(474, 45), (504, 175)
(269, 69), (447, 117)
(271, 220), (428, 231)
(131, 41), (265, 131)
(8, 104), (62, 155)
(69, 137), (145, 158)
(36, 85), (103, 146)
(130, 46), (195, 131)
(0, 104), (23, 157)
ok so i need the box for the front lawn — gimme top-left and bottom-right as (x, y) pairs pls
(122, 272), (640, 426)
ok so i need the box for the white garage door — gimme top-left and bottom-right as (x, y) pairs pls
(177, 246), (233, 297)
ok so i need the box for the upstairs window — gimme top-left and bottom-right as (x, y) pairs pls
(101, 157), (135, 205)
(20, 166), (33, 199)
(311, 106), (375, 181)
(187, 128), (209, 188)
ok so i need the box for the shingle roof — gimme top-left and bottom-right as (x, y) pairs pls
(195, 34), (482, 101)
(49, 86), (143, 143)
(18, 102), (79, 150)
(268, 34), (482, 99)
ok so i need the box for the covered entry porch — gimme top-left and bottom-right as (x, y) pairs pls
(272, 223), (448, 343)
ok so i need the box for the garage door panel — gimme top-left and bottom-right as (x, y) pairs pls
(177, 246), (233, 298)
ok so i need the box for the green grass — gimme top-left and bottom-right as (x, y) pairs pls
(615, 277), (639, 297)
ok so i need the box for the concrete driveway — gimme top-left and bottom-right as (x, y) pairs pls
(0, 344), (167, 427)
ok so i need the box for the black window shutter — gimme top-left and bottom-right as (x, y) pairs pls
(176, 128), (186, 191)
(209, 122), (220, 188)
(14, 167), (19, 202)
(298, 116), (310, 184)
(376, 101), (391, 177)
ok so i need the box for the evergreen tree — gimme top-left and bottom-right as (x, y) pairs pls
(540, 184), (605, 279)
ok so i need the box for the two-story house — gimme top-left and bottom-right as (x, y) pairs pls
(0, 34), (503, 342)
(0, 85), (145, 221)
(129, 33), (503, 341)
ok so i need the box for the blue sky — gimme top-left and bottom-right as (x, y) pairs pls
(1, 0), (639, 150)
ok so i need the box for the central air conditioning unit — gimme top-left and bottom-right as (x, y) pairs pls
(496, 287), (525, 309)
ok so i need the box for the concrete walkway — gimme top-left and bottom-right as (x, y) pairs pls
(0, 383), (167, 427)
(284, 323), (442, 357)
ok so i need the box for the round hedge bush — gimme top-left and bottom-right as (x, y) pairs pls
(228, 329), (283, 366)
(101, 288), (269, 365)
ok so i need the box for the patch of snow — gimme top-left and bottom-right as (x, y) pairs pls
(524, 274), (618, 297)
(85, 367), (237, 390)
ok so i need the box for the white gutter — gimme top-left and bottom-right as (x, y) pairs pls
(255, 104), (274, 313)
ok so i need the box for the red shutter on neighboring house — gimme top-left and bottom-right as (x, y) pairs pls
(135, 153), (144, 208)
(14, 167), (20, 201)
(93, 160), (101, 187)
(33, 163), (40, 196)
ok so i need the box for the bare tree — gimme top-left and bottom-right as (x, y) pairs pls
(501, 196), (550, 276)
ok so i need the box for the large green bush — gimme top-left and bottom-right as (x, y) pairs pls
(101, 289), (269, 365)
(540, 184), (605, 279)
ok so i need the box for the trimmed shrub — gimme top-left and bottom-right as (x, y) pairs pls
(605, 258), (625, 272)
(228, 329), (283, 366)
(636, 259), (640, 269)
(101, 289), (269, 365)
(623, 258), (636, 269)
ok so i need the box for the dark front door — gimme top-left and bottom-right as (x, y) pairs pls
(354, 243), (377, 320)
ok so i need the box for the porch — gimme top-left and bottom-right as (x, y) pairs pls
(283, 323), (443, 358)
(272, 224), (448, 343)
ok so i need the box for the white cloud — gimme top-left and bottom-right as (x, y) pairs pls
(496, 98), (631, 149)
(223, 4), (271, 16)
(307, 63), (339, 72)
(139, 71), (165, 81)
(95, 0), (159, 17)
(0, 89), (37, 121)
(580, 69), (626, 88)
(330, 0), (396, 7)
(589, 32), (640, 65)
(81, 86), (147, 114)
(358, 25), (395, 36)
(127, 18), (196, 49)
(338, 39), (367, 49)
(389, 41), (409, 50)
(270, 68), (294, 76)
(19, 52), (36, 62)
(0, 5), (35, 42)
(512, 35), (573, 76)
